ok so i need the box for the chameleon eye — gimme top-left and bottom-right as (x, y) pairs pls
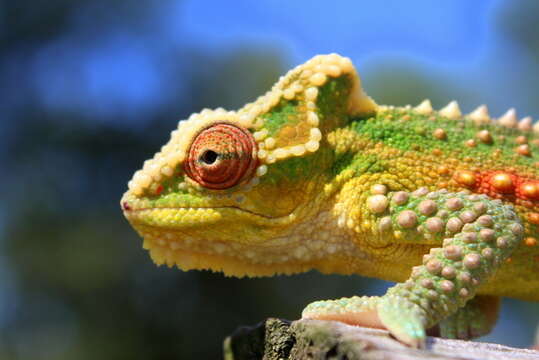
(184, 123), (258, 189)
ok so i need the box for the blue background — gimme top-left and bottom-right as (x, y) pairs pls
(1, 0), (538, 358)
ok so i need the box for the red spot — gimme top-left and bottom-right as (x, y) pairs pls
(476, 171), (516, 198)
(155, 185), (164, 195)
(472, 170), (539, 210)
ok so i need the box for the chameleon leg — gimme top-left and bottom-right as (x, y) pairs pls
(430, 295), (500, 339)
(303, 189), (523, 348)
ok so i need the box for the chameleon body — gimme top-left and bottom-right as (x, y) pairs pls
(121, 54), (539, 347)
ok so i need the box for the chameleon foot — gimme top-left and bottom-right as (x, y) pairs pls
(302, 295), (428, 348)
(433, 295), (500, 339)
(303, 190), (523, 348)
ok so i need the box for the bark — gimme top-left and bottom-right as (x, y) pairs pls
(224, 318), (539, 360)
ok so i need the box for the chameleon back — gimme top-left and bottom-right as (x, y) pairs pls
(344, 105), (539, 301)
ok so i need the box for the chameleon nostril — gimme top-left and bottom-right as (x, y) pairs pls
(122, 201), (132, 211)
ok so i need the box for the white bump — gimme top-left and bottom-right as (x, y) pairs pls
(310, 73), (327, 86)
(467, 105), (490, 125)
(414, 99), (433, 115)
(307, 112), (319, 126)
(518, 116), (532, 132)
(439, 101), (462, 119)
(257, 149), (268, 159)
(266, 154), (276, 163)
(305, 140), (320, 152)
(254, 118), (264, 129)
(133, 171), (152, 188)
(338, 57), (353, 71)
(326, 65), (341, 77)
(314, 64), (325, 73)
(269, 92), (281, 106)
(498, 108), (517, 128)
(161, 166), (174, 177)
(301, 69), (313, 79)
(310, 128), (322, 141)
(147, 162), (160, 177)
(292, 82), (303, 93)
(305, 87), (318, 101)
(253, 129), (268, 141)
(283, 88), (295, 100)
(256, 165), (268, 177)
(264, 137), (276, 149)
(238, 114), (254, 126)
(534, 120), (539, 135)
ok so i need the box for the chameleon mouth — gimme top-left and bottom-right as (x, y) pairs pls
(123, 205), (288, 229)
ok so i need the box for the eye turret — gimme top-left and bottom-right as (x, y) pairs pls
(183, 123), (258, 189)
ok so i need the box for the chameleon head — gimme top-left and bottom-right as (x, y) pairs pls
(121, 54), (377, 277)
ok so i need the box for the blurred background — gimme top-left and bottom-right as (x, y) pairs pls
(1, 0), (539, 358)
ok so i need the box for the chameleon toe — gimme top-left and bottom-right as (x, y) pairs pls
(302, 296), (384, 330)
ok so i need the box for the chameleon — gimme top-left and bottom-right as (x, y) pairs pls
(121, 53), (539, 348)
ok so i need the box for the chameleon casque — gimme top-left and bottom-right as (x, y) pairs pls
(121, 54), (539, 347)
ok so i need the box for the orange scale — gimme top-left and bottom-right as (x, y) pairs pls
(519, 181), (539, 200)
(453, 170), (479, 189)
(528, 212), (539, 225)
(474, 171), (521, 201)
(489, 172), (517, 194)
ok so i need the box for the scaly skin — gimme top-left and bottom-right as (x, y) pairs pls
(121, 54), (539, 347)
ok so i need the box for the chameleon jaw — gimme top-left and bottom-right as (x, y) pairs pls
(144, 243), (316, 277)
(129, 219), (325, 277)
(122, 200), (312, 277)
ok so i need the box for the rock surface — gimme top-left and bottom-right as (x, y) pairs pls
(224, 318), (539, 360)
